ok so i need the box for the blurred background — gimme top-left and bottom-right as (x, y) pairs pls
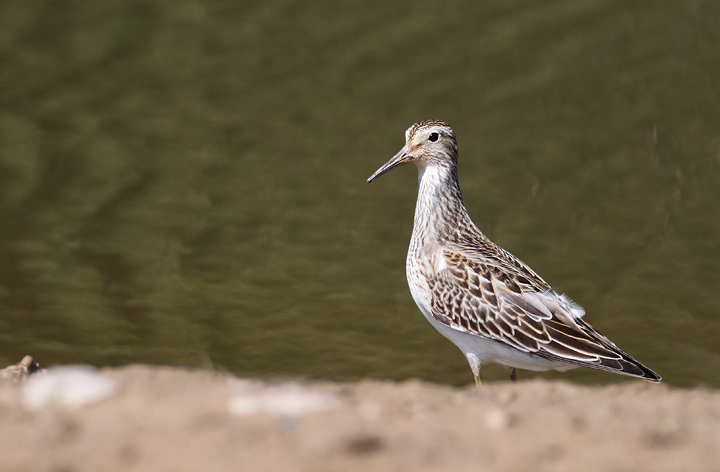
(0, 0), (718, 387)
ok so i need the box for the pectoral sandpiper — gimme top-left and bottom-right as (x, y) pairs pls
(368, 119), (660, 385)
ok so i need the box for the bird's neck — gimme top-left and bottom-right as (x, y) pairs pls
(413, 162), (470, 242)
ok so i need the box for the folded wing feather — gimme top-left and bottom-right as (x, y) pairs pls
(430, 251), (625, 365)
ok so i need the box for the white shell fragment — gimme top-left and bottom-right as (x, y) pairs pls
(485, 407), (510, 431)
(228, 382), (341, 417)
(21, 365), (119, 410)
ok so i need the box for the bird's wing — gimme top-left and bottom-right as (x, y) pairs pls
(428, 250), (660, 380)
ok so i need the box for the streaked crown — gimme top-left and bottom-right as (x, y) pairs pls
(405, 119), (458, 165)
(367, 119), (459, 183)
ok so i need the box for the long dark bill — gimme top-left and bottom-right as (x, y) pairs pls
(367, 148), (411, 183)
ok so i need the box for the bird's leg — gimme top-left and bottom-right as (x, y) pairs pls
(466, 354), (483, 387)
(507, 367), (517, 382)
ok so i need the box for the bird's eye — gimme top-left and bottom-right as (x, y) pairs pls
(428, 132), (439, 142)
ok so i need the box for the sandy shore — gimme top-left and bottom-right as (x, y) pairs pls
(1, 361), (719, 472)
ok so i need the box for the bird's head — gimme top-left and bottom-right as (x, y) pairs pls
(367, 119), (458, 183)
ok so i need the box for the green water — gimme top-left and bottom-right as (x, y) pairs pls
(1, 0), (719, 387)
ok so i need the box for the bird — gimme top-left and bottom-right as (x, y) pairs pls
(367, 119), (661, 385)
